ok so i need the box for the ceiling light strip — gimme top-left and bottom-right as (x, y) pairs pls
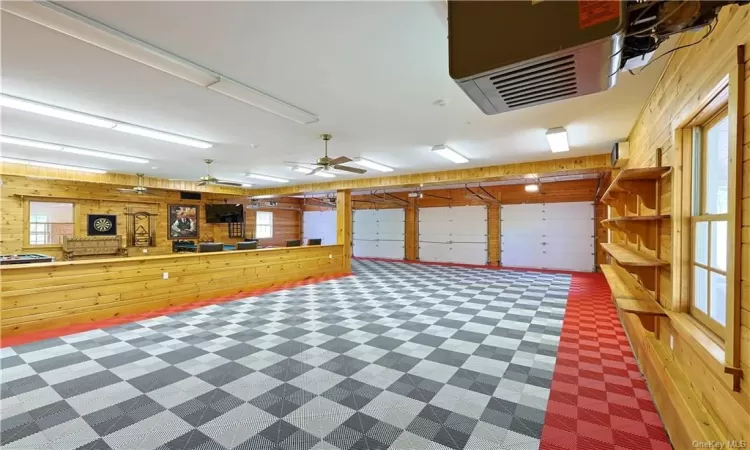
(0, 95), (212, 149)
(0, 157), (107, 174)
(2, 2), (318, 125)
(352, 157), (394, 172)
(431, 145), (469, 164)
(244, 173), (290, 183)
(1, 135), (149, 163)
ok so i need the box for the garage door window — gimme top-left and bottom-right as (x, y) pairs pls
(29, 201), (74, 245)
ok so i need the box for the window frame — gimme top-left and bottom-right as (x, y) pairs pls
(255, 211), (274, 239)
(25, 200), (76, 248)
(689, 108), (730, 339)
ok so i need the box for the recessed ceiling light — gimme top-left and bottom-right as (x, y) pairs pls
(525, 184), (540, 193)
(431, 145), (469, 164)
(0, 94), (212, 149)
(0, 156), (107, 173)
(351, 158), (393, 173)
(1, 135), (149, 163)
(546, 127), (569, 153)
(244, 173), (289, 183)
(249, 144), (260, 149)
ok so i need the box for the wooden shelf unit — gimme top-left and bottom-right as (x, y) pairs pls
(602, 167), (671, 212)
(600, 166), (670, 334)
(601, 264), (666, 332)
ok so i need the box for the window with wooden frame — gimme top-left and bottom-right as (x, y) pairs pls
(690, 108), (730, 338)
(28, 201), (75, 246)
(255, 211), (273, 239)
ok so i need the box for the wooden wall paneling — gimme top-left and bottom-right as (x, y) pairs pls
(624, 5), (750, 444)
(0, 245), (346, 337)
(0, 175), (303, 259)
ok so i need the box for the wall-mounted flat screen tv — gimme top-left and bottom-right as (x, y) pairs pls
(205, 204), (244, 223)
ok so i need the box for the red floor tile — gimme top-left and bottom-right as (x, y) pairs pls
(540, 272), (673, 450)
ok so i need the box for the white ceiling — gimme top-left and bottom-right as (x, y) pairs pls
(1, 2), (672, 187)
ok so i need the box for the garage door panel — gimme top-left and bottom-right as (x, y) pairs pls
(353, 209), (405, 259)
(450, 243), (487, 265)
(501, 202), (593, 272)
(418, 206), (487, 265)
(303, 210), (337, 245)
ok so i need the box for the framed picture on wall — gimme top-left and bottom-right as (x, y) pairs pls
(168, 205), (199, 239)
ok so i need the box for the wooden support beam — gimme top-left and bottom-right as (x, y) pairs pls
(247, 154), (612, 196)
(336, 190), (353, 271)
(488, 204), (500, 266)
(405, 198), (418, 261)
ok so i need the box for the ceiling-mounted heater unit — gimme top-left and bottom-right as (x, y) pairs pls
(448, 1), (625, 115)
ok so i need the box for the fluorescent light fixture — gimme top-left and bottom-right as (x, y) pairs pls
(314, 171), (335, 178)
(2, 2), (317, 127)
(525, 184), (540, 193)
(61, 147), (148, 163)
(208, 77), (318, 125)
(352, 157), (394, 172)
(241, 183), (253, 187)
(1, 94), (213, 149)
(546, 127), (569, 153)
(244, 173), (290, 183)
(431, 145), (469, 164)
(0, 94), (116, 128)
(1, 135), (148, 163)
(292, 166), (313, 174)
(112, 124), (212, 149)
(252, 195), (277, 199)
(291, 165), (334, 177)
(0, 135), (63, 151)
(0, 157), (107, 173)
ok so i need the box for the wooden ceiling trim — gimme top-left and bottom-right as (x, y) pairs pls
(247, 154), (611, 196)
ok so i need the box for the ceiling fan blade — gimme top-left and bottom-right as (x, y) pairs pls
(216, 180), (243, 187)
(197, 181), (207, 186)
(307, 166), (324, 175)
(328, 156), (352, 165)
(333, 165), (367, 174)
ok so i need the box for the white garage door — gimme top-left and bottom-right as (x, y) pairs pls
(302, 210), (337, 245)
(419, 206), (487, 265)
(501, 201), (594, 272)
(353, 209), (405, 259)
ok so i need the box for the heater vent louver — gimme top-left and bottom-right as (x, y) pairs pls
(490, 55), (578, 109)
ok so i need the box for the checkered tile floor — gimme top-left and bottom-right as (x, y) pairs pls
(2, 260), (584, 449)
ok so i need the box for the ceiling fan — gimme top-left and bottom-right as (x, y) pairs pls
(170, 159), (244, 187)
(285, 134), (366, 175)
(117, 173), (154, 195)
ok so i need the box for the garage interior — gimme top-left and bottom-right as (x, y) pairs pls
(1, 2), (749, 450)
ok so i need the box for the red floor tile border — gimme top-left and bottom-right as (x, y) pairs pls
(353, 257), (591, 276)
(0, 272), (353, 348)
(540, 272), (673, 450)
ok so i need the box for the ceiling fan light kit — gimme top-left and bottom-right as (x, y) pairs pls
(284, 134), (366, 178)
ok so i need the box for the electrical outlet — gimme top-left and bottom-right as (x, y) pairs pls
(142, 249), (148, 253)
(163, 272), (169, 280)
